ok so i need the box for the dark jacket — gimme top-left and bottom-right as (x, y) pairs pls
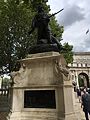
(82, 93), (90, 112)
(77, 89), (81, 96)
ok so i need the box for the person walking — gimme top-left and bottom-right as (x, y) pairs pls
(76, 88), (81, 102)
(81, 89), (90, 120)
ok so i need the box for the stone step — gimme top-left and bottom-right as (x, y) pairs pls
(9, 111), (57, 120)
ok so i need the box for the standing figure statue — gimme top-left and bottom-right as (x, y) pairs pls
(28, 4), (64, 53)
(29, 4), (51, 44)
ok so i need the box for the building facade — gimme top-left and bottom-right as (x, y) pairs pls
(68, 52), (90, 88)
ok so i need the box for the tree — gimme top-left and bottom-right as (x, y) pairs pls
(0, 0), (73, 74)
(78, 76), (84, 87)
(0, 0), (34, 74)
(50, 16), (64, 39)
(61, 43), (73, 64)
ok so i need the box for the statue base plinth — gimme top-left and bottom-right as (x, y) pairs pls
(9, 52), (78, 120)
(29, 44), (59, 54)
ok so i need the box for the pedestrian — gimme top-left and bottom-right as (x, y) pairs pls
(81, 89), (90, 120)
(76, 88), (81, 102)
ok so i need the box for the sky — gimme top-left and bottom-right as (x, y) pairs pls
(47, 0), (90, 52)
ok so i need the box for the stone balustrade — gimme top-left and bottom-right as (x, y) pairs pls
(0, 88), (9, 96)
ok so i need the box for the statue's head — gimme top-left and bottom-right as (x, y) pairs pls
(37, 4), (44, 13)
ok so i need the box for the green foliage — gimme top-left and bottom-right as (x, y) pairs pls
(27, 0), (50, 13)
(61, 43), (73, 64)
(0, 0), (73, 74)
(78, 76), (84, 87)
(50, 16), (64, 39)
(1, 77), (10, 88)
(0, 0), (35, 73)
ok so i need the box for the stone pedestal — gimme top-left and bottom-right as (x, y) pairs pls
(9, 52), (77, 120)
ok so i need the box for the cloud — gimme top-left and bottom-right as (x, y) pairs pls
(61, 20), (90, 52)
(85, 13), (90, 24)
(82, 33), (90, 51)
(48, 0), (90, 52)
(58, 5), (85, 27)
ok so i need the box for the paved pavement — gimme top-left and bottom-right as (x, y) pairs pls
(74, 93), (90, 120)
(74, 96), (85, 120)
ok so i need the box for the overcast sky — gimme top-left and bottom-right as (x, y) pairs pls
(47, 0), (90, 52)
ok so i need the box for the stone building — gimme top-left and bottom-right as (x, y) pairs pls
(68, 52), (90, 88)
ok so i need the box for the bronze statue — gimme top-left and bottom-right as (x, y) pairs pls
(29, 5), (51, 44)
(29, 4), (64, 53)
(29, 4), (63, 43)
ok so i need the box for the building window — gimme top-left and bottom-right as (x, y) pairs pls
(81, 63), (83, 67)
(77, 64), (78, 67)
(85, 63), (87, 67)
